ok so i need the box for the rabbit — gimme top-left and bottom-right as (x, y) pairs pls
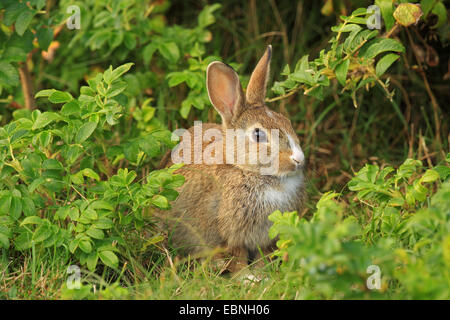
(158, 45), (306, 272)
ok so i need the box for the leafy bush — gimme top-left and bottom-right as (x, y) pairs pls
(0, 63), (184, 272)
(271, 7), (405, 105)
(269, 156), (450, 299)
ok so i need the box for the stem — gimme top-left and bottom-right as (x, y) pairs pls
(383, 24), (399, 38)
(265, 86), (301, 103)
(18, 61), (36, 110)
(405, 28), (442, 147)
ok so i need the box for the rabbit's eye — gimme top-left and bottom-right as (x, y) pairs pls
(251, 128), (267, 143)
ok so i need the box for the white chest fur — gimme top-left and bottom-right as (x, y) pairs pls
(260, 174), (304, 209)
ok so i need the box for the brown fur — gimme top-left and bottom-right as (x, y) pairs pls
(157, 46), (306, 271)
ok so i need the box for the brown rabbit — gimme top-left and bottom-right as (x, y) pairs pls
(159, 46), (305, 271)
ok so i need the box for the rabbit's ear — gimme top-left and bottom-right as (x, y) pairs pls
(246, 45), (272, 106)
(207, 61), (244, 126)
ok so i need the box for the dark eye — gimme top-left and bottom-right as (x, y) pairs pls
(251, 128), (267, 143)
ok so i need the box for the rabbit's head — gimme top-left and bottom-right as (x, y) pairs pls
(206, 46), (305, 177)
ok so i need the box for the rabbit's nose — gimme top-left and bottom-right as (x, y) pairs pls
(289, 142), (305, 167)
(287, 134), (304, 167)
(290, 150), (304, 166)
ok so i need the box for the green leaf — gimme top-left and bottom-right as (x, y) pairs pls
(35, 89), (56, 98)
(20, 216), (43, 226)
(79, 240), (92, 253)
(361, 38), (405, 59)
(90, 200), (114, 211)
(36, 27), (53, 51)
(55, 207), (70, 220)
(376, 53), (399, 77)
(351, 8), (368, 16)
(43, 159), (64, 170)
(180, 100), (191, 119)
(32, 112), (61, 130)
(0, 233), (9, 249)
(375, 0), (395, 31)
(109, 30), (124, 49)
(15, 9), (35, 36)
(32, 225), (51, 243)
(332, 23), (362, 33)
(38, 131), (51, 147)
(164, 174), (185, 189)
(0, 62), (20, 87)
(61, 100), (80, 116)
(80, 86), (95, 97)
(28, 177), (45, 192)
(388, 197), (405, 207)
(86, 252), (98, 271)
(75, 122), (97, 143)
(82, 168), (100, 181)
(69, 239), (79, 253)
(22, 197), (36, 216)
(421, 169), (439, 183)
(98, 250), (119, 268)
(83, 208), (98, 221)
(143, 43), (158, 65)
(158, 42), (180, 64)
(106, 81), (127, 98)
(151, 195), (169, 209)
(167, 71), (188, 87)
(93, 11), (113, 28)
(2, 46), (27, 62)
(87, 30), (110, 50)
(198, 3), (222, 28)
(10, 196), (22, 220)
(412, 180), (428, 202)
(103, 66), (113, 84)
(434, 166), (450, 180)
(86, 227), (104, 239)
(420, 0), (435, 17)
(14, 230), (32, 250)
(431, 2), (447, 29)
(71, 172), (84, 185)
(48, 91), (73, 104)
(335, 59), (350, 86)
(291, 55), (314, 85)
(0, 195), (12, 215)
(94, 218), (114, 229)
(139, 136), (160, 157)
(3, 2), (26, 26)
(110, 63), (134, 83)
(306, 85), (324, 101)
(124, 32), (137, 50)
(68, 207), (80, 221)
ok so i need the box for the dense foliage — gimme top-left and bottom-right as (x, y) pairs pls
(0, 0), (448, 299)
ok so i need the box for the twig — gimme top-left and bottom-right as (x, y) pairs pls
(383, 24), (399, 38)
(268, 0), (290, 64)
(18, 60), (35, 110)
(256, 31), (284, 39)
(420, 133), (433, 167)
(405, 28), (442, 147)
(265, 86), (301, 103)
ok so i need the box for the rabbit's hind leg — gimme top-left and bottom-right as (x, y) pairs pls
(204, 246), (248, 274)
(249, 245), (277, 269)
(223, 247), (249, 273)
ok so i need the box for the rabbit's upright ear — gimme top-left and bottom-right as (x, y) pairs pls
(206, 62), (245, 126)
(246, 45), (272, 106)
